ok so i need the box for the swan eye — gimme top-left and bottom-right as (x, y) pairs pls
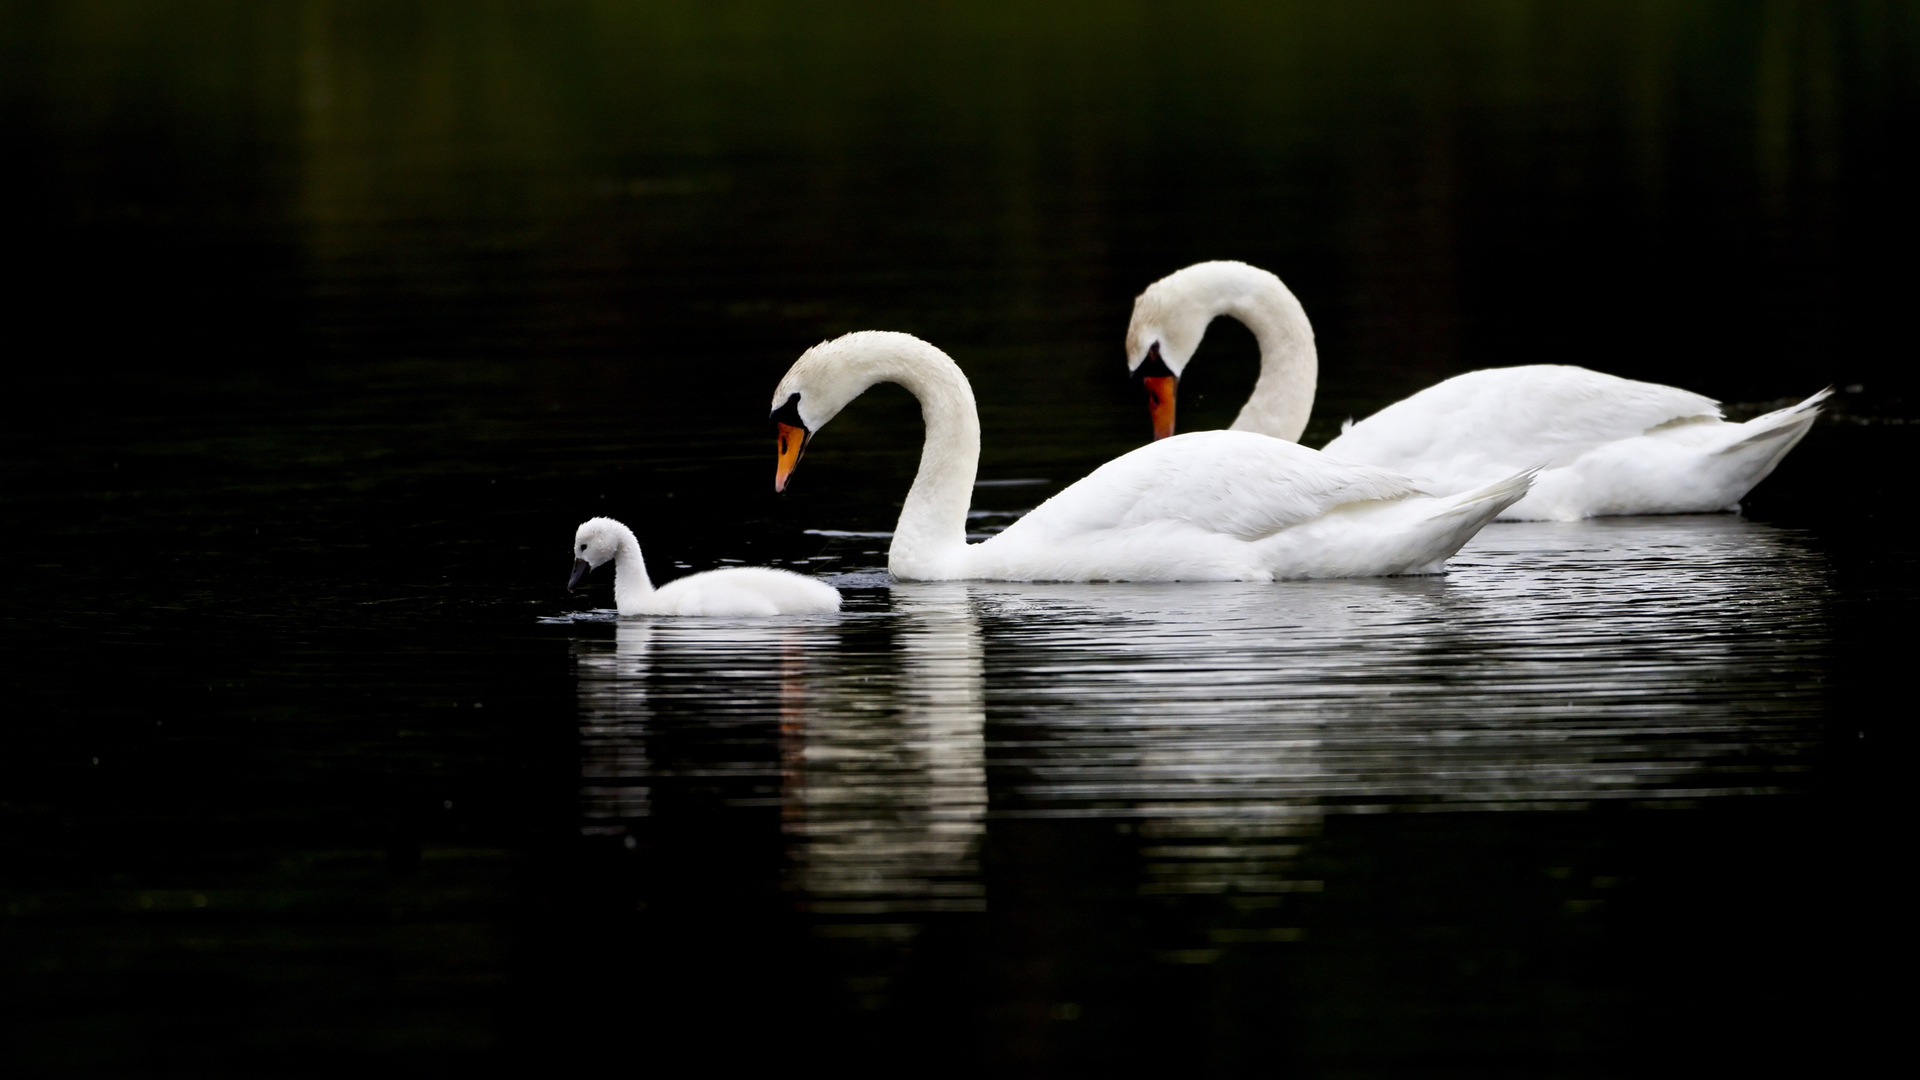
(578, 543), (586, 551)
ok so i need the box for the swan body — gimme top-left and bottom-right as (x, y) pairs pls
(770, 331), (1531, 582)
(1125, 260), (1830, 521)
(569, 517), (841, 616)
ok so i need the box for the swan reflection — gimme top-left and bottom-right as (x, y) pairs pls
(574, 620), (654, 835)
(784, 584), (986, 928)
(979, 517), (1825, 810)
(571, 596), (987, 944)
(571, 516), (1828, 962)
(971, 515), (1828, 905)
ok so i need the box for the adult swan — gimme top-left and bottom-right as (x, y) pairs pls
(770, 330), (1531, 582)
(1125, 260), (1830, 521)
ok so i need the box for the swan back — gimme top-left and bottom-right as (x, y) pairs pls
(1007, 432), (1424, 543)
(970, 430), (1464, 581)
(651, 567), (843, 616)
(1321, 365), (1723, 474)
(1315, 366), (1827, 520)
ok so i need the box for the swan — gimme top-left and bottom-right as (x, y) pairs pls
(1125, 260), (1831, 521)
(568, 517), (841, 616)
(769, 330), (1532, 582)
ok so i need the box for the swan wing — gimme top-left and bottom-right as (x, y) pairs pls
(1322, 365), (1722, 474)
(1000, 430), (1426, 545)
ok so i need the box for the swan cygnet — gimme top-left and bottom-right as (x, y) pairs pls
(1125, 260), (1831, 522)
(769, 330), (1532, 582)
(568, 517), (841, 616)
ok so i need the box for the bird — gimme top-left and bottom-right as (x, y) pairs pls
(568, 516), (841, 616)
(769, 330), (1530, 582)
(1125, 260), (1830, 521)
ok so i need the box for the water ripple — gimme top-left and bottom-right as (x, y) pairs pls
(572, 515), (1829, 951)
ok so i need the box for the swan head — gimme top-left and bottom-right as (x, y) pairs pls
(769, 331), (937, 492)
(770, 390), (811, 493)
(1126, 261), (1286, 440)
(1126, 268), (1228, 440)
(569, 516), (624, 590)
(1127, 313), (1199, 442)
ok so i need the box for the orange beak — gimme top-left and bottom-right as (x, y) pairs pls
(775, 422), (808, 492)
(1143, 375), (1178, 440)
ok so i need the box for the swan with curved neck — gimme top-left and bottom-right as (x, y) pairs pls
(1126, 260), (1320, 443)
(1125, 260), (1829, 521)
(569, 516), (841, 616)
(771, 330), (1531, 582)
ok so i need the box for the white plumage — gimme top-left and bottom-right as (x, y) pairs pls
(1125, 260), (1829, 521)
(770, 331), (1530, 582)
(569, 517), (841, 616)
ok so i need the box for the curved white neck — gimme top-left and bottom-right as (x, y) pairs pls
(1220, 277), (1318, 443)
(880, 342), (981, 579)
(609, 524), (656, 612)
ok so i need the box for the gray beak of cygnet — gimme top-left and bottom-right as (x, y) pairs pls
(568, 558), (592, 591)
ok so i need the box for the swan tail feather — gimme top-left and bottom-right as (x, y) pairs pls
(1433, 467), (1538, 524)
(1379, 468), (1535, 575)
(1696, 388), (1830, 510)
(1715, 387), (1831, 455)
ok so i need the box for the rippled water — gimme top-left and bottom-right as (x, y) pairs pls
(570, 515), (1829, 922)
(543, 510), (1885, 1072)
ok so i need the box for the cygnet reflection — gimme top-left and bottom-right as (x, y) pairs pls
(569, 596), (988, 939)
(574, 620), (656, 834)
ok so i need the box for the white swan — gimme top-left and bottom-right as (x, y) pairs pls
(770, 331), (1532, 582)
(568, 517), (841, 616)
(1125, 260), (1831, 521)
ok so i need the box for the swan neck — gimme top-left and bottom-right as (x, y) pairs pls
(1225, 282), (1317, 443)
(882, 347), (980, 579)
(611, 527), (655, 613)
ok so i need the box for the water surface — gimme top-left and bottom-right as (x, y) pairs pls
(3, 2), (1912, 1076)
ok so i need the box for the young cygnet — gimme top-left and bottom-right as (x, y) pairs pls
(568, 516), (841, 616)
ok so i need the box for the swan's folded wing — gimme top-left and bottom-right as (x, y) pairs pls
(1008, 430), (1426, 544)
(1323, 364), (1724, 470)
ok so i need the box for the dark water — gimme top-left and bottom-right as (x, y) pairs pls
(3, 2), (1915, 1076)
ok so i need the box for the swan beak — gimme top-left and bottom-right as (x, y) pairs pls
(775, 421), (810, 492)
(568, 558), (591, 591)
(1143, 375), (1178, 440)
